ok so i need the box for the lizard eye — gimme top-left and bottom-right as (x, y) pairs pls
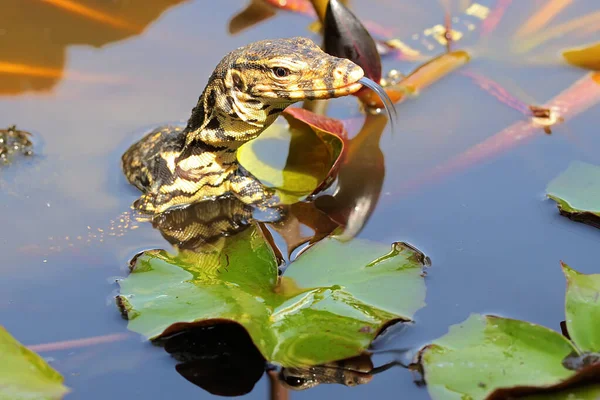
(283, 375), (307, 388)
(272, 67), (290, 78)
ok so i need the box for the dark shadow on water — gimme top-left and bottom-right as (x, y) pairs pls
(158, 323), (267, 397)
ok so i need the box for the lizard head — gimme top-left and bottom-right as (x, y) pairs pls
(185, 37), (365, 142)
(224, 37), (364, 104)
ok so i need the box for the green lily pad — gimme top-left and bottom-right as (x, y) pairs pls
(238, 110), (344, 205)
(563, 263), (600, 353)
(418, 314), (578, 400)
(117, 225), (428, 367)
(547, 161), (600, 228)
(0, 326), (69, 400)
(418, 264), (600, 399)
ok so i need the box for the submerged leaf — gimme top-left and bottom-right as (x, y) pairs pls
(228, 0), (277, 35)
(562, 263), (600, 353)
(563, 42), (600, 71)
(361, 50), (470, 108)
(117, 225), (428, 367)
(514, 0), (573, 39)
(399, 72), (600, 197)
(0, 326), (69, 399)
(417, 314), (578, 400)
(0, 0), (185, 94)
(546, 161), (600, 229)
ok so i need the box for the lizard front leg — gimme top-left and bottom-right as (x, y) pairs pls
(228, 167), (276, 205)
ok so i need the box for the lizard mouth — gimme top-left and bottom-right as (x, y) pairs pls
(302, 80), (364, 99)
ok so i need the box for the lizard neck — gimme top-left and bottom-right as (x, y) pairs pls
(182, 73), (288, 151)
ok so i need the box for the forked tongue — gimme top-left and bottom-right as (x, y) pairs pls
(358, 77), (397, 133)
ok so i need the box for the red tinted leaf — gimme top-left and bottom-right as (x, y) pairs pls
(282, 107), (348, 195)
(283, 107), (347, 140)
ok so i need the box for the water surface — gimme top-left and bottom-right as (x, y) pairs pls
(1, 1), (599, 399)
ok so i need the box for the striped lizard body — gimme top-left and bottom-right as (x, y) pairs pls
(122, 37), (364, 214)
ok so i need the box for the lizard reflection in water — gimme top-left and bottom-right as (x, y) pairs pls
(151, 196), (256, 251)
(280, 354), (403, 390)
(147, 197), (274, 276)
(121, 37), (367, 215)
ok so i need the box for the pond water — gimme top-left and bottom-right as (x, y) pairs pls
(1, 0), (599, 399)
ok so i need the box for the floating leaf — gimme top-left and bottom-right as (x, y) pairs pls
(417, 314), (578, 400)
(546, 161), (600, 229)
(417, 263), (600, 399)
(117, 225), (428, 367)
(563, 263), (600, 353)
(238, 109), (345, 204)
(563, 42), (600, 71)
(0, 326), (69, 399)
